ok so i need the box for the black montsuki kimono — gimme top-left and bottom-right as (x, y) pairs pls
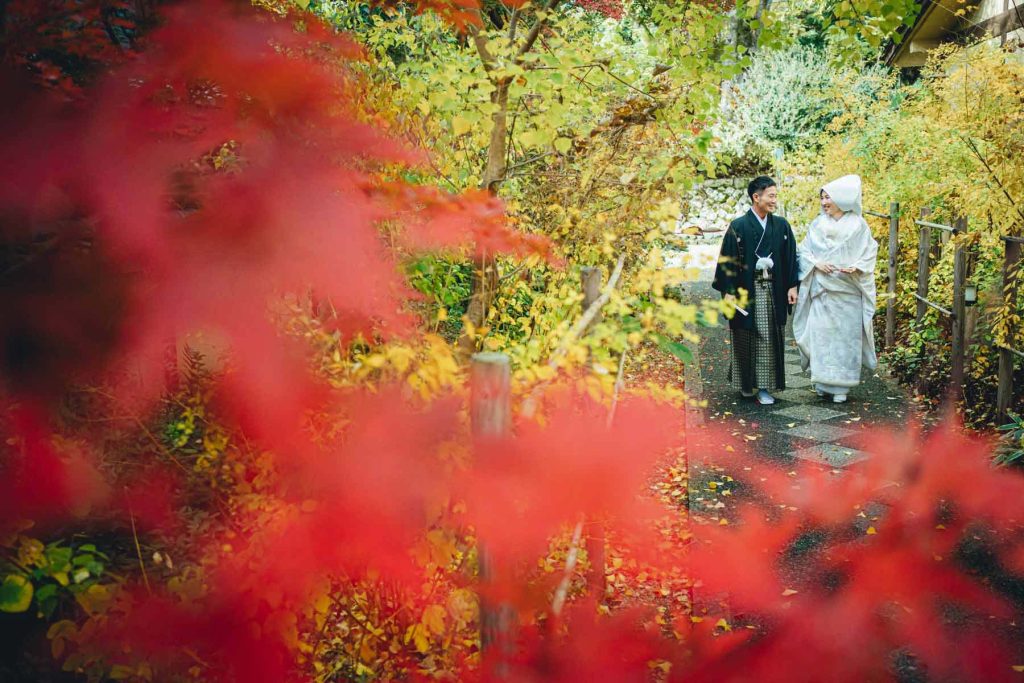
(712, 210), (800, 391)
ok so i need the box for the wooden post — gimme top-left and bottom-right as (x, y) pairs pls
(997, 239), (1022, 421)
(581, 266), (603, 328)
(470, 352), (512, 657)
(471, 352), (510, 438)
(580, 266), (607, 601)
(950, 216), (968, 397)
(916, 208), (932, 325)
(886, 202), (899, 348)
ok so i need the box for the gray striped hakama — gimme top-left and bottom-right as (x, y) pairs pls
(729, 277), (783, 394)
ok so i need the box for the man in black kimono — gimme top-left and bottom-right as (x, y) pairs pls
(712, 176), (799, 405)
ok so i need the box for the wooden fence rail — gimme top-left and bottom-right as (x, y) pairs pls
(877, 201), (1024, 420)
(905, 212), (969, 396)
(866, 203), (900, 348)
(997, 237), (1024, 421)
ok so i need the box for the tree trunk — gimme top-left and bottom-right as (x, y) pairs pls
(455, 0), (558, 360)
(481, 80), (510, 192)
(457, 79), (511, 359)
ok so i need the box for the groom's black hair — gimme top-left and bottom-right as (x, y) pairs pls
(747, 175), (777, 200)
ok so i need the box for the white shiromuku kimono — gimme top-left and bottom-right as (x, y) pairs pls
(793, 175), (878, 397)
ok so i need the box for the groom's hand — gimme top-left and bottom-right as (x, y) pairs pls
(787, 287), (798, 305)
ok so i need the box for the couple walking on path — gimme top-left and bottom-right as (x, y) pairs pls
(712, 175), (878, 406)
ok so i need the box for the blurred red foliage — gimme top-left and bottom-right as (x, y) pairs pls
(679, 423), (1024, 683)
(3, 2), (1024, 682)
(1, 0), (549, 423)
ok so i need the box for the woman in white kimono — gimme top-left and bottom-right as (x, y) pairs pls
(793, 174), (878, 403)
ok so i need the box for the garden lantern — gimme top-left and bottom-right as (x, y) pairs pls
(964, 283), (978, 306)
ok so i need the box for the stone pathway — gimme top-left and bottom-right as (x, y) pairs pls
(676, 233), (914, 625)
(677, 235), (912, 470)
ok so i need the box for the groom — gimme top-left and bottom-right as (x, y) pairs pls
(712, 176), (799, 405)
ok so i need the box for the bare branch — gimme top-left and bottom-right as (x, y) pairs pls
(507, 151), (554, 173)
(959, 134), (1024, 224)
(551, 519), (585, 616)
(516, 0), (562, 60)
(508, 7), (520, 41)
(606, 347), (629, 428)
(467, 10), (496, 72)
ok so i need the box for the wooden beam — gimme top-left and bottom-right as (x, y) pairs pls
(950, 216), (968, 398)
(997, 238), (1022, 421)
(471, 352), (514, 661)
(886, 202), (899, 349)
(916, 208), (932, 325)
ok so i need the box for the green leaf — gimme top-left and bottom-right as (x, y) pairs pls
(35, 583), (58, 619)
(553, 137), (572, 154)
(656, 334), (694, 364)
(0, 574), (34, 613)
(620, 315), (643, 333)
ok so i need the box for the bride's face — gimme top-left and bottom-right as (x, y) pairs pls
(820, 192), (843, 218)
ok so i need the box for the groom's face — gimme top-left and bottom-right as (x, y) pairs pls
(752, 185), (778, 215)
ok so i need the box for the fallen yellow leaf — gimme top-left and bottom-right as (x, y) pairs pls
(866, 526), (877, 535)
(782, 588), (798, 596)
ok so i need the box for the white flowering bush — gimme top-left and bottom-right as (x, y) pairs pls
(711, 44), (887, 170)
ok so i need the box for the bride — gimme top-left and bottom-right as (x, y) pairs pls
(793, 174), (878, 403)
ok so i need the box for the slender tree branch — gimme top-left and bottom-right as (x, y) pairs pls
(506, 151), (553, 173)
(598, 65), (656, 99)
(605, 348), (629, 429)
(516, 0), (562, 60)
(467, 10), (496, 72)
(508, 7), (520, 42)
(497, 261), (528, 284)
(551, 519), (585, 616)
(127, 498), (152, 595)
(958, 134), (1024, 224)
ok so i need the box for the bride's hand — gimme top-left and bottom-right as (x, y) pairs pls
(839, 266), (858, 274)
(816, 262), (835, 275)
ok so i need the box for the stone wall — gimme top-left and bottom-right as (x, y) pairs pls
(677, 178), (750, 234)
